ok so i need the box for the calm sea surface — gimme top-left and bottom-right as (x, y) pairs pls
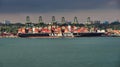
(0, 37), (120, 67)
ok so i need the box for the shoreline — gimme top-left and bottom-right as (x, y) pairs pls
(0, 35), (120, 38)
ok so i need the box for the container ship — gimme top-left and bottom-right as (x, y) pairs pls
(18, 32), (105, 38)
(17, 25), (105, 38)
(17, 16), (106, 38)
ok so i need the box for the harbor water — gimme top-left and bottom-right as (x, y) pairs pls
(0, 37), (120, 67)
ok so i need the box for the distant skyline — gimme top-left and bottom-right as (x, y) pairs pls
(0, 0), (120, 23)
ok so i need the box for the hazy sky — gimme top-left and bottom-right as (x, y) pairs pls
(0, 0), (120, 23)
